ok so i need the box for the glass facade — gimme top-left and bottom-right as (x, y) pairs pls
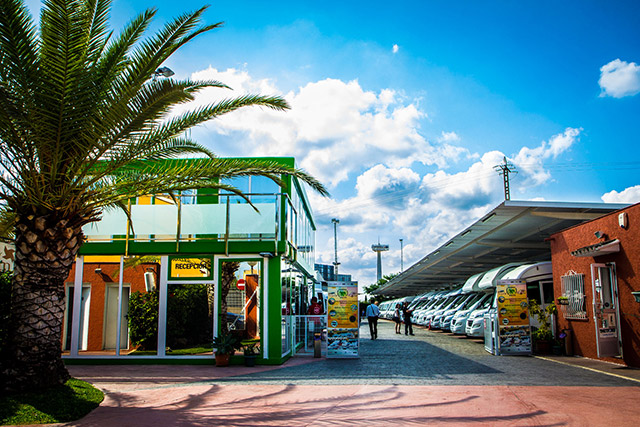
(82, 176), (314, 250)
(67, 158), (318, 363)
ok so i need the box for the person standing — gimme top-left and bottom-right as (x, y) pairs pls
(393, 303), (402, 334)
(402, 301), (414, 336)
(307, 297), (323, 315)
(366, 300), (380, 340)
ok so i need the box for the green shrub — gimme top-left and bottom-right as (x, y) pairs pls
(529, 299), (557, 342)
(127, 284), (212, 351)
(128, 290), (159, 350)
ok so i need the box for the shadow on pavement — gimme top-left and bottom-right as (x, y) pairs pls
(78, 384), (556, 427)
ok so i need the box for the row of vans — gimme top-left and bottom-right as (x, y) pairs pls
(377, 262), (554, 338)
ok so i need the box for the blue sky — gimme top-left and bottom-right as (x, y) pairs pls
(28, 1), (640, 286)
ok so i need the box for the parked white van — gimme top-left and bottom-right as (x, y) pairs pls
(465, 261), (553, 337)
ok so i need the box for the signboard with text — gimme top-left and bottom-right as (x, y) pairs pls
(496, 279), (532, 355)
(327, 281), (359, 358)
(169, 256), (213, 280)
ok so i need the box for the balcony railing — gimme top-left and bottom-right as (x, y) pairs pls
(83, 193), (290, 251)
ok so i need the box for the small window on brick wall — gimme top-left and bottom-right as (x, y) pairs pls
(560, 271), (588, 320)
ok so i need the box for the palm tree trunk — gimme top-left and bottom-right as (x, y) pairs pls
(2, 213), (83, 393)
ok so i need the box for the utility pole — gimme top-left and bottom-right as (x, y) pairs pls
(331, 218), (340, 276)
(399, 238), (404, 272)
(493, 156), (518, 201)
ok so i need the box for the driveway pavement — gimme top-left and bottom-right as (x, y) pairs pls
(66, 319), (640, 426)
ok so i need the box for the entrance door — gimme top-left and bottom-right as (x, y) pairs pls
(104, 285), (130, 349)
(591, 263), (622, 358)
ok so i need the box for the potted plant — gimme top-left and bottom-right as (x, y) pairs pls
(556, 296), (569, 305)
(529, 299), (557, 354)
(242, 339), (261, 367)
(213, 333), (241, 367)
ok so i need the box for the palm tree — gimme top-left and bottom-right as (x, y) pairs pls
(0, 0), (327, 392)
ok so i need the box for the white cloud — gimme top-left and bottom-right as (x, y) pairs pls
(513, 127), (580, 186)
(182, 67), (468, 187)
(601, 185), (640, 204)
(392, 44), (399, 54)
(599, 59), (640, 98)
(174, 67), (581, 288)
(438, 131), (460, 143)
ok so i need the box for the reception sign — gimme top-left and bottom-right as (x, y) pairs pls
(169, 256), (213, 279)
(496, 279), (532, 355)
(327, 282), (359, 358)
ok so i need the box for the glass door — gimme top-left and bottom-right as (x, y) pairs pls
(218, 259), (262, 340)
(591, 263), (622, 358)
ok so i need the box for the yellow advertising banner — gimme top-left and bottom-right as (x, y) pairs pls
(496, 282), (529, 327)
(496, 280), (532, 355)
(327, 282), (359, 358)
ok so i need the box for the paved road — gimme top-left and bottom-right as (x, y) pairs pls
(205, 319), (637, 386)
(66, 319), (640, 426)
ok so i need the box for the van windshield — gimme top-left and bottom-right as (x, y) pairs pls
(459, 293), (483, 310)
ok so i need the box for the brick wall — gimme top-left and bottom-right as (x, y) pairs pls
(550, 203), (640, 367)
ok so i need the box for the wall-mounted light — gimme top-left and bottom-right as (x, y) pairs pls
(259, 252), (275, 258)
(594, 231), (607, 239)
(94, 267), (102, 274)
(632, 291), (640, 303)
(619, 212), (628, 229)
(144, 271), (156, 292)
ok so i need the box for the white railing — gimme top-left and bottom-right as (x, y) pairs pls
(294, 315), (327, 356)
(83, 193), (284, 244)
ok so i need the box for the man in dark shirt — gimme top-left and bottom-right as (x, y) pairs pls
(402, 301), (414, 336)
(366, 300), (380, 340)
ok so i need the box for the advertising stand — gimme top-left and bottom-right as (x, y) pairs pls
(326, 281), (359, 358)
(495, 279), (532, 355)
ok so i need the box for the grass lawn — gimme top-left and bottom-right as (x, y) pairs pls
(0, 378), (103, 425)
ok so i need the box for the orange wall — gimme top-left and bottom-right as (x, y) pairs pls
(550, 203), (640, 367)
(65, 262), (158, 351)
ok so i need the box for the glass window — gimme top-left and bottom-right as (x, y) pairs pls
(165, 283), (213, 356)
(251, 176), (279, 195)
(281, 260), (292, 355)
(526, 284), (542, 303)
(560, 272), (587, 320)
(220, 177), (250, 202)
(219, 260), (262, 341)
(542, 282), (555, 304)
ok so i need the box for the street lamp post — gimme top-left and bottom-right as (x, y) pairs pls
(331, 218), (340, 277)
(400, 238), (404, 272)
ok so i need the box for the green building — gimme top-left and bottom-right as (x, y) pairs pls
(62, 157), (319, 364)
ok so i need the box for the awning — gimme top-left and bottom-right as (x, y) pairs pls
(571, 239), (620, 258)
(376, 200), (628, 297)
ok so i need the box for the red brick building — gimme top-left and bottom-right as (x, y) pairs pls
(550, 202), (640, 367)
